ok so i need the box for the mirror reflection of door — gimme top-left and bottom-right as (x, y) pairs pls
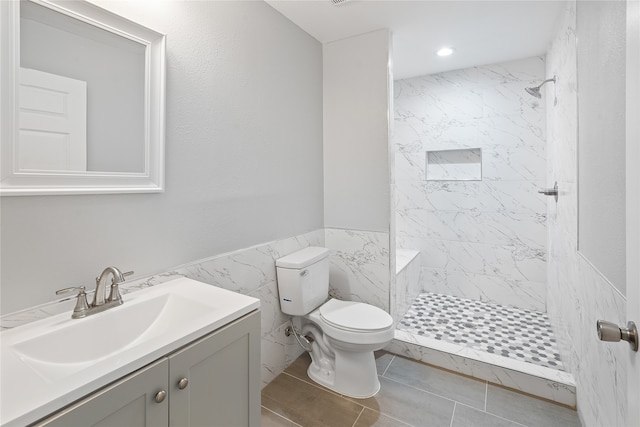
(19, 68), (87, 171)
(20, 0), (146, 174)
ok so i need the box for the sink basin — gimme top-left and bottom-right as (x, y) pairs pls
(1, 278), (260, 427)
(11, 291), (214, 381)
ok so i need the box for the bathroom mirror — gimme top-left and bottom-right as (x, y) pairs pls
(0, 0), (165, 195)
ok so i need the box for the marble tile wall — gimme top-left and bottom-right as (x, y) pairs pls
(393, 249), (421, 324)
(325, 228), (390, 312)
(394, 57), (548, 312)
(545, 2), (627, 425)
(166, 229), (326, 388)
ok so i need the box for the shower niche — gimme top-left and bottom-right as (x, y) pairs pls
(425, 148), (482, 181)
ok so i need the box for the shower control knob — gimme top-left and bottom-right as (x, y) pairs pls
(538, 182), (559, 202)
(596, 320), (638, 351)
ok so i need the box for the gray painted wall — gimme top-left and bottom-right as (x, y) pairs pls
(323, 29), (391, 233)
(1, 1), (324, 314)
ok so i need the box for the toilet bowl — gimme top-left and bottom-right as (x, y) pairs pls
(275, 247), (394, 398)
(302, 299), (394, 398)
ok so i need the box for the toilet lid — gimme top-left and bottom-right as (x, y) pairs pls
(319, 299), (393, 332)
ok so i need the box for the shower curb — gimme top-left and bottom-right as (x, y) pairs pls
(387, 330), (577, 408)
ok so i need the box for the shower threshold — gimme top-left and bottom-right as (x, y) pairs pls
(388, 292), (577, 407)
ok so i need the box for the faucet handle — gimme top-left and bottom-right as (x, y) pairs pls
(108, 282), (124, 305)
(55, 286), (90, 319)
(107, 270), (133, 304)
(56, 286), (86, 296)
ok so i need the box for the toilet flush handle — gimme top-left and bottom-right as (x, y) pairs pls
(300, 270), (309, 277)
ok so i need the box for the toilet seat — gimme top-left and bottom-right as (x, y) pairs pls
(305, 299), (395, 346)
(319, 299), (392, 332)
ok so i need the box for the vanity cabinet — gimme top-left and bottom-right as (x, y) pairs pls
(168, 309), (260, 427)
(33, 311), (260, 427)
(33, 359), (169, 427)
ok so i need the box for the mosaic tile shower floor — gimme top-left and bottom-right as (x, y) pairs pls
(398, 292), (565, 371)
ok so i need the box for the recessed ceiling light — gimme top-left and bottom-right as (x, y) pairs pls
(437, 47), (454, 57)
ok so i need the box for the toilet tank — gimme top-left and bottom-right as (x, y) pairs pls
(276, 247), (330, 316)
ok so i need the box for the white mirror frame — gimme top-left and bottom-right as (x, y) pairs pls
(0, 0), (165, 196)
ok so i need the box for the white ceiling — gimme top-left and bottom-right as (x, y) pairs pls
(264, 0), (565, 80)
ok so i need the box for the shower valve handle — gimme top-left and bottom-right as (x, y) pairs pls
(538, 182), (559, 202)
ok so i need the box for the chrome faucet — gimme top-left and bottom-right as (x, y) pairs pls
(56, 266), (133, 319)
(93, 266), (128, 307)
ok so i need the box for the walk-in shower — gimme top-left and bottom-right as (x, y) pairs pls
(391, 57), (571, 401)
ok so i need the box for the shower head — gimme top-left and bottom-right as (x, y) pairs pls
(525, 86), (542, 98)
(525, 76), (556, 99)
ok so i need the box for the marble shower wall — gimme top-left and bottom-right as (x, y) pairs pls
(545, 2), (627, 425)
(394, 57), (548, 312)
(393, 249), (421, 324)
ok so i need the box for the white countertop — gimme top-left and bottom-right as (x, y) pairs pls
(0, 278), (260, 427)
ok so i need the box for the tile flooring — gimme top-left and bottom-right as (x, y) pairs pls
(261, 352), (581, 427)
(398, 293), (564, 370)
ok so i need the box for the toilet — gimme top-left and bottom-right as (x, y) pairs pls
(276, 246), (394, 398)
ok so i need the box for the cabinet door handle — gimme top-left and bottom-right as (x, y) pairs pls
(154, 390), (167, 403)
(177, 378), (189, 390)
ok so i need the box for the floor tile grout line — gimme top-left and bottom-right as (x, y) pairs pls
(384, 352), (491, 387)
(375, 374), (466, 408)
(380, 354), (395, 376)
(354, 407), (417, 427)
(376, 365), (493, 412)
(268, 371), (369, 425)
(261, 405), (304, 427)
(279, 369), (407, 427)
(455, 402), (531, 427)
(351, 407), (365, 427)
(484, 382), (488, 411)
(449, 402), (457, 427)
(280, 371), (346, 399)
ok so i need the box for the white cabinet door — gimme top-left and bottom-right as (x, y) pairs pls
(19, 68), (87, 171)
(33, 358), (169, 427)
(169, 311), (261, 427)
